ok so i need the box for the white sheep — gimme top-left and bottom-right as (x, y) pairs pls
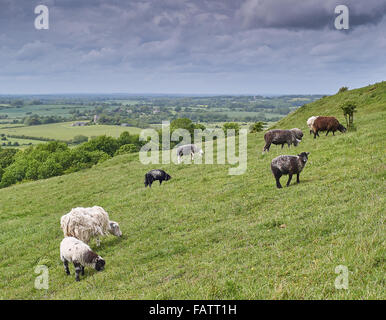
(60, 237), (105, 281)
(60, 206), (122, 246)
(307, 116), (319, 134)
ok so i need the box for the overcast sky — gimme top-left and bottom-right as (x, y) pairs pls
(1, 0), (385, 95)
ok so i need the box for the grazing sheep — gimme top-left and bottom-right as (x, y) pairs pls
(271, 152), (310, 188)
(60, 206), (122, 246)
(176, 144), (204, 164)
(144, 169), (171, 188)
(60, 237), (105, 281)
(311, 116), (346, 139)
(307, 116), (319, 134)
(263, 129), (302, 153)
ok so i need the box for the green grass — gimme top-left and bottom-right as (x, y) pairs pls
(0, 122), (142, 142)
(0, 82), (385, 299)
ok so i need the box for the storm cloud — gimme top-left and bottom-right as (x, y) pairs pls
(0, 0), (385, 94)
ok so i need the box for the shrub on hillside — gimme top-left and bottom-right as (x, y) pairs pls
(249, 121), (265, 133)
(223, 122), (240, 136)
(79, 135), (119, 157)
(115, 144), (138, 156)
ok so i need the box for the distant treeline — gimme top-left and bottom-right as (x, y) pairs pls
(0, 131), (145, 189)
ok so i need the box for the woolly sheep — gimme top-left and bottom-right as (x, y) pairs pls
(271, 152), (310, 188)
(60, 237), (105, 281)
(263, 129), (302, 153)
(60, 206), (122, 246)
(311, 116), (347, 139)
(176, 144), (204, 164)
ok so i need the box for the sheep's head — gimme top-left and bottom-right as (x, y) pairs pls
(338, 124), (347, 133)
(165, 173), (172, 181)
(95, 257), (105, 271)
(298, 152), (310, 163)
(291, 128), (304, 140)
(109, 221), (122, 237)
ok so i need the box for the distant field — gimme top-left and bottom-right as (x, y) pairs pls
(0, 104), (94, 120)
(0, 122), (143, 142)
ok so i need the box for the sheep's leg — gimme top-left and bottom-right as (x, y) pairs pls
(63, 259), (70, 275)
(263, 142), (270, 152)
(286, 174), (293, 187)
(74, 262), (82, 281)
(272, 170), (282, 188)
(81, 266), (85, 276)
(326, 130), (329, 136)
(333, 131), (335, 136)
(296, 173), (300, 184)
(159, 180), (162, 185)
(96, 238), (101, 247)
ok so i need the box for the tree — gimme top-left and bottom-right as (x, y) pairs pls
(338, 86), (349, 93)
(72, 135), (88, 145)
(223, 122), (240, 136)
(341, 101), (357, 129)
(250, 121), (265, 133)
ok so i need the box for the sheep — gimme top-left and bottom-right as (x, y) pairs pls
(144, 169), (171, 188)
(311, 116), (346, 139)
(271, 152), (310, 188)
(263, 129), (303, 153)
(60, 237), (105, 281)
(176, 144), (204, 164)
(307, 116), (319, 134)
(60, 206), (122, 246)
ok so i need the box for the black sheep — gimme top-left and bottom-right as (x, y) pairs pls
(271, 152), (310, 188)
(144, 169), (172, 188)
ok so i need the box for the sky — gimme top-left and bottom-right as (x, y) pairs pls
(0, 0), (385, 95)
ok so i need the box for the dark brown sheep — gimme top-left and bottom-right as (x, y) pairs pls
(311, 116), (346, 139)
(263, 128), (303, 153)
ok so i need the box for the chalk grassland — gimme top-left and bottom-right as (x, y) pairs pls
(0, 122), (143, 141)
(0, 83), (384, 299)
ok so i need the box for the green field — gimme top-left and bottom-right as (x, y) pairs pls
(0, 122), (142, 142)
(0, 82), (384, 299)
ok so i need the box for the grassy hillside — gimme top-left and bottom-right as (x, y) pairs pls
(0, 82), (384, 299)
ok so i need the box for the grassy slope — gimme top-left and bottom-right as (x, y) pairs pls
(0, 83), (385, 299)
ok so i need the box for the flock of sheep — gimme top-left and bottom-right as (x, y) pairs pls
(266, 115), (346, 188)
(59, 206), (122, 281)
(58, 115), (346, 281)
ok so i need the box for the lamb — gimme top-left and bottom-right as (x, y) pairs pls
(60, 237), (105, 281)
(60, 206), (122, 246)
(311, 116), (346, 139)
(144, 169), (171, 188)
(263, 129), (303, 153)
(176, 144), (204, 164)
(307, 116), (319, 134)
(271, 152), (310, 188)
